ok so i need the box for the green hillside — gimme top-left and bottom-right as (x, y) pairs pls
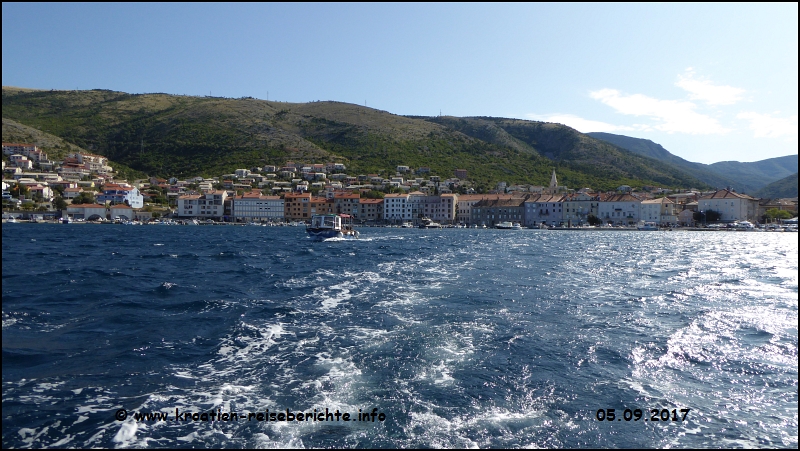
(754, 173), (798, 199)
(430, 117), (708, 190)
(3, 87), (710, 191)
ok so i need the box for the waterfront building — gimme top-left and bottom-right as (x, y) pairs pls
(407, 192), (458, 225)
(524, 194), (566, 227)
(598, 193), (642, 225)
(355, 198), (384, 224)
(384, 193), (412, 223)
(231, 192), (284, 222)
(333, 191), (360, 216)
(472, 197), (526, 227)
(109, 204), (134, 220)
(640, 197), (678, 225)
(562, 192), (600, 226)
(283, 192), (312, 221)
(177, 190), (228, 219)
(698, 189), (760, 223)
(66, 203), (107, 220)
(310, 196), (334, 217)
(678, 208), (696, 226)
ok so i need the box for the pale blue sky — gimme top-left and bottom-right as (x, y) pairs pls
(3, 3), (797, 164)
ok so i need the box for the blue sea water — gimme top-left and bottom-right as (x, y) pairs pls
(2, 224), (797, 448)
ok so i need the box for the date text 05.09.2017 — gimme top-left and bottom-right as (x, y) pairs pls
(595, 408), (690, 422)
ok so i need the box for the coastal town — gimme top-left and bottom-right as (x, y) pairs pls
(2, 142), (797, 229)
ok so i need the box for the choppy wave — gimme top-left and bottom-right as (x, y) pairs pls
(2, 226), (797, 448)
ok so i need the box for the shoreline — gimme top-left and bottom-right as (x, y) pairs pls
(2, 219), (795, 232)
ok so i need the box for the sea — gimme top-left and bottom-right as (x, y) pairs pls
(2, 224), (797, 449)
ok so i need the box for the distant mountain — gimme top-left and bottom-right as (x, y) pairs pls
(587, 132), (798, 194)
(707, 157), (798, 193)
(754, 173), (798, 199)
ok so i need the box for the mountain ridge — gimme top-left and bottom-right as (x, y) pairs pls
(4, 86), (785, 193)
(587, 132), (797, 194)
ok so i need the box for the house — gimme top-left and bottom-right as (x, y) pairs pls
(597, 193), (642, 225)
(678, 208), (696, 226)
(96, 183), (144, 208)
(9, 154), (33, 170)
(524, 194), (565, 227)
(640, 197), (678, 225)
(2, 143), (37, 156)
(177, 190), (228, 219)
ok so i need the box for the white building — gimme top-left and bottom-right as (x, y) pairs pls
(698, 189), (760, 222)
(177, 190), (228, 219)
(231, 192), (284, 222)
(640, 197), (679, 225)
(597, 193), (642, 225)
(383, 193), (412, 223)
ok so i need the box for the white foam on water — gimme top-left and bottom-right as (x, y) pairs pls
(112, 421), (138, 445)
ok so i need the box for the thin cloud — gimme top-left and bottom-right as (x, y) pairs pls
(737, 112), (798, 140)
(589, 88), (731, 135)
(676, 69), (745, 106)
(525, 113), (639, 133)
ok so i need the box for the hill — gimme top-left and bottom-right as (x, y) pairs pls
(426, 117), (707, 190)
(753, 173), (798, 199)
(707, 156), (798, 192)
(2, 116), (146, 180)
(587, 132), (798, 194)
(2, 87), (711, 191)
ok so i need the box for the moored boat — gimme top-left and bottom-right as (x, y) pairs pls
(637, 221), (659, 231)
(418, 217), (441, 229)
(496, 221), (521, 229)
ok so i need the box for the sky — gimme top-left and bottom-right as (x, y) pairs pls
(2, 2), (797, 164)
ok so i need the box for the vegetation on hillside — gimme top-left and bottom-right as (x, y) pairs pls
(754, 173), (798, 199)
(2, 87), (716, 190)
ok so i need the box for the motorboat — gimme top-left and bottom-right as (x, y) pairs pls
(637, 221), (659, 231)
(307, 214), (359, 240)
